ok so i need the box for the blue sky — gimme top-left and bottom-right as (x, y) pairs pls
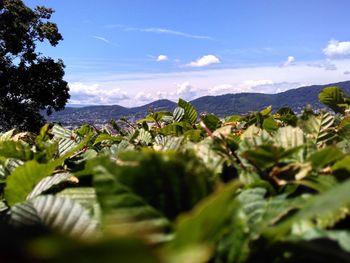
(26, 0), (350, 106)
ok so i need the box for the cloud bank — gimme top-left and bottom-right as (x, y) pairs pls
(67, 59), (350, 107)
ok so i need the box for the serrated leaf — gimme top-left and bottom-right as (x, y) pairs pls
(260, 105), (272, 116)
(93, 163), (171, 243)
(165, 181), (240, 263)
(262, 117), (279, 132)
(302, 112), (335, 146)
(57, 187), (100, 221)
(238, 188), (306, 235)
(27, 172), (73, 200)
(0, 129), (15, 141)
(201, 114), (221, 132)
(93, 133), (122, 146)
(275, 126), (305, 149)
(0, 141), (34, 160)
(136, 129), (152, 145)
(154, 135), (183, 151)
(173, 107), (185, 122)
(319, 86), (348, 114)
(266, 178), (350, 240)
(11, 195), (98, 238)
(4, 160), (61, 206)
(178, 99), (198, 124)
(52, 125), (81, 156)
(158, 123), (184, 136)
(332, 156), (350, 172)
(308, 147), (344, 170)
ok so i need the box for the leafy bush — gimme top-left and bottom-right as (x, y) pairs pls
(1, 88), (350, 262)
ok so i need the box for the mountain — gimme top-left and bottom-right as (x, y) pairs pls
(47, 99), (177, 127)
(191, 81), (350, 115)
(47, 81), (350, 127)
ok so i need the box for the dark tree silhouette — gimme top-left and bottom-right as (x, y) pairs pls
(0, 0), (69, 131)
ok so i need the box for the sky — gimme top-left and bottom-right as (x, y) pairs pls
(25, 0), (350, 106)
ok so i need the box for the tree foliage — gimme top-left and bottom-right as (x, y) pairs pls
(0, 0), (69, 131)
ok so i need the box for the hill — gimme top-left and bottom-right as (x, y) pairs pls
(191, 81), (350, 115)
(47, 81), (350, 126)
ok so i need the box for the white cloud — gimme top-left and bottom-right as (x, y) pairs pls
(208, 80), (301, 96)
(186, 55), (220, 67)
(175, 82), (196, 100)
(208, 84), (233, 95)
(157, 55), (168, 62)
(344, 71), (350, 75)
(92, 36), (110, 44)
(307, 59), (337, 71)
(135, 92), (154, 103)
(132, 82), (197, 104)
(208, 80), (274, 95)
(282, 56), (295, 67)
(253, 82), (302, 93)
(106, 24), (213, 40)
(323, 40), (350, 58)
(69, 82), (129, 105)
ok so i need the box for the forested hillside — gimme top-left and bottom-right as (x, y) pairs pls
(48, 81), (350, 126)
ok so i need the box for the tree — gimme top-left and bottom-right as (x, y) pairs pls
(0, 0), (69, 131)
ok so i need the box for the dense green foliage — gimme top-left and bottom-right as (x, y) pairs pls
(1, 87), (350, 262)
(0, 0), (69, 131)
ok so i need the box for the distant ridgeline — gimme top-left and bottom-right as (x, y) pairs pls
(47, 81), (350, 127)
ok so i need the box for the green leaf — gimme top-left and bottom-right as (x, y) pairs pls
(260, 105), (272, 116)
(158, 123), (184, 136)
(4, 160), (61, 206)
(136, 129), (152, 145)
(224, 115), (241, 123)
(307, 147), (344, 170)
(200, 114), (221, 132)
(92, 162), (171, 243)
(301, 112), (335, 146)
(262, 117), (279, 132)
(27, 172), (73, 200)
(333, 155), (350, 172)
(243, 145), (285, 169)
(52, 125), (81, 156)
(93, 133), (122, 146)
(57, 187), (100, 222)
(173, 107), (185, 122)
(238, 188), (306, 235)
(266, 177), (350, 240)
(165, 181), (240, 262)
(319, 86), (348, 114)
(0, 141), (34, 160)
(154, 135), (183, 151)
(297, 175), (339, 192)
(0, 129), (15, 141)
(275, 126), (305, 149)
(11, 195), (98, 238)
(102, 150), (213, 220)
(178, 99), (198, 124)
(183, 129), (202, 142)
